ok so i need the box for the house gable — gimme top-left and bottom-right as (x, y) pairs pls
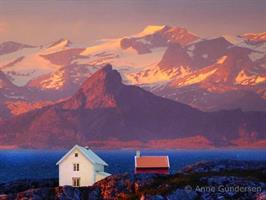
(56, 145), (108, 166)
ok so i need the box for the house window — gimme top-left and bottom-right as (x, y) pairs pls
(73, 163), (80, 171)
(72, 177), (80, 187)
(75, 153), (78, 157)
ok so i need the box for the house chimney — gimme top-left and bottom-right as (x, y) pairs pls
(84, 146), (89, 150)
(136, 150), (141, 157)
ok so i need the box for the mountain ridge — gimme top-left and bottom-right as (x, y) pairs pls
(0, 65), (265, 149)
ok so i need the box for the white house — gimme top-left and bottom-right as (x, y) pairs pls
(56, 145), (111, 187)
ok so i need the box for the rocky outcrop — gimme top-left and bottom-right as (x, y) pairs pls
(0, 179), (58, 200)
(0, 160), (265, 200)
(182, 160), (266, 173)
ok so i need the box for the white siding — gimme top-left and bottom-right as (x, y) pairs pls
(59, 149), (95, 186)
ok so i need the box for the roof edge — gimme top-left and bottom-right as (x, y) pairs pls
(56, 145), (108, 166)
(56, 145), (80, 165)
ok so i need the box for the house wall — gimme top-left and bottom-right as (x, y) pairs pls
(135, 168), (169, 175)
(59, 149), (96, 186)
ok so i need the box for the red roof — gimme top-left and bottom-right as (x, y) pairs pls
(135, 156), (170, 168)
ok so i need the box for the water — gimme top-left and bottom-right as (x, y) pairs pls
(0, 149), (266, 183)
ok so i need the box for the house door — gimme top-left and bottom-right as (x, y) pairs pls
(72, 177), (80, 187)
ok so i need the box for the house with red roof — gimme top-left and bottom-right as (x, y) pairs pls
(134, 151), (170, 174)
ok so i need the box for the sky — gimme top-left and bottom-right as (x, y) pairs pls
(0, 0), (265, 45)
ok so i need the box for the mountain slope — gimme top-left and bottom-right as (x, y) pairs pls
(0, 71), (26, 120)
(137, 37), (266, 111)
(0, 65), (265, 148)
(26, 64), (100, 100)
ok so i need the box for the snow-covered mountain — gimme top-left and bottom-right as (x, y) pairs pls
(0, 25), (265, 119)
(240, 32), (266, 44)
(0, 41), (61, 86)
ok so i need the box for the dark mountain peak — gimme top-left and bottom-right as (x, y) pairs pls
(0, 71), (14, 88)
(210, 36), (232, 45)
(80, 64), (122, 92)
(215, 36), (232, 43)
(63, 64), (196, 112)
(158, 43), (191, 69)
(217, 46), (253, 68)
(63, 64), (122, 109)
(0, 41), (34, 47)
(0, 70), (7, 79)
(0, 41), (35, 56)
(160, 25), (171, 31)
(157, 26), (199, 46)
(98, 64), (115, 74)
(195, 37), (233, 49)
(160, 25), (187, 33)
(47, 38), (72, 48)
